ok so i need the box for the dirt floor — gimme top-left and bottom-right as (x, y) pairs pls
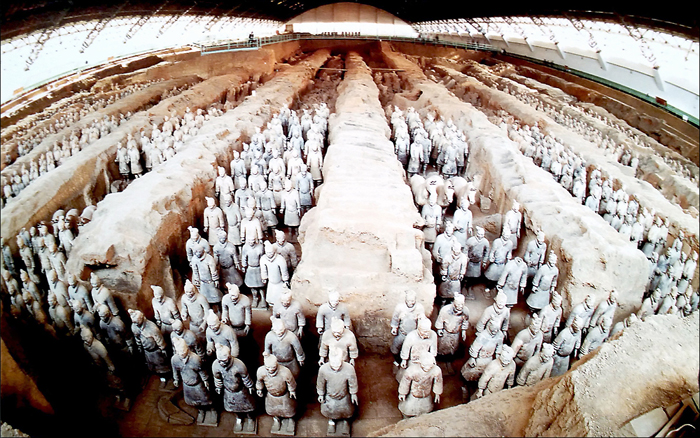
(109, 307), (475, 438)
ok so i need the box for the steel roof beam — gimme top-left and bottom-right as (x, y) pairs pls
(122, 0), (170, 42)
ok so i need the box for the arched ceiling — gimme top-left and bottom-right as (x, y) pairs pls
(2, 1), (698, 41)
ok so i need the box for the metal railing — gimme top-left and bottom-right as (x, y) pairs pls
(193, 32), (498, 55)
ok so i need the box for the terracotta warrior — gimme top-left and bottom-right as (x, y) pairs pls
(398, 352), (443, 418)
(390, 290), (426, 357)
(244, 197), (266, 243)
(516, 343), (554, 387)
(264, 317), (305, 380)
(257, 181), (278, 233)
(81, 326), (116, 372)
(213, 343), (257, 433)
(399, 317), (438, 371)
(295, 164), (314, 215)
(48, 292), (74, 336)
(421, 194), (442, 248)
(273, 289), (305, 340)
(317, 346), (359, 435)
(221, 193), (243, 254)
(180, 279), (210, 345)
(256, 353), (297, 435)
(47, 241), (67, 281)
(261, 241), (290, 309)
(677, 251), (698, 295)
(219, 283), (251, 339)
(171, 319), (205, 360)
(435, 294), (469, 358)
(186, 227), (211, 265)
(551, 316), (582, 377)
(280, 179), (302, 231)
(588, 290), (617, 333)
(319, 317), (359, 367)
(433, 221), (459, 265)
(484, 228), (513, 282)
(610, 313), (638, 338)
(151, 285), (181, 340)
(231, 151), (247, 190)
(579, 314), (612, 357)
(538, 292), (563, 343)
(46, 268), (70, 310)
(67, 273), (93, 313)
(3, 270), (23, 318)
(317, 290), (352, 338)
(638, 288), (663, 321)
(523, 230), (547, 281)
(191, 243), (223, 310)
(503, 201), (522, 248)
(90, 273), (120, 317)
(473, 345), (516, 401)
(23, 279), (52, 332)
(97, 303), (134, 354)
(17, 238), (40, 283)
(461, 318), (504, 384)
(71, 298), (97, 333)
(241, 238), (265, 309)
(510, 314), (544, 367)
(566, 295), (595, 331)
(213, 229), (244, 289)
(215, 166), (235, 207)
(464, 227), (490, 296)
(475, 291), (510, 339)
(527, 251), (559, 313)
(452, 197), (473, 250)
(496, 256), (527, 307)
(273, 230), (298, 274)
(172, 337), (217, 426)
(129, 309), (171, 381)
(206, 309), (239, 358)
(438, 241), (467, 302)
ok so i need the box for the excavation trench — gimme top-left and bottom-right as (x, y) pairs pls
(1, 41), (698, 438)
(372, 313), (700, 437)
(443, 57), (700, 213)
(427, 60), (700, 294)
(381, 42), (650, 319)
(292, 50), (435, 353)
(65, 48), (331, 312)
(506, 61), (700, 164)
(1, 76), (201, 181)
(1, 43), (300, 258)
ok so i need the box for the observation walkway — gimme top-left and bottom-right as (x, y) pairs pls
(193, 32), (498, 55)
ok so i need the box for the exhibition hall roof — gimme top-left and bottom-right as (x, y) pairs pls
(1, 2), (698, 116)
(2, 1), (698, 41)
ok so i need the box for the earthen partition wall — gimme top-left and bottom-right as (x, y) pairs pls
(292, 51), (435, 352)
(64, 45), (329, 313)
(381, 42), (651, 318)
